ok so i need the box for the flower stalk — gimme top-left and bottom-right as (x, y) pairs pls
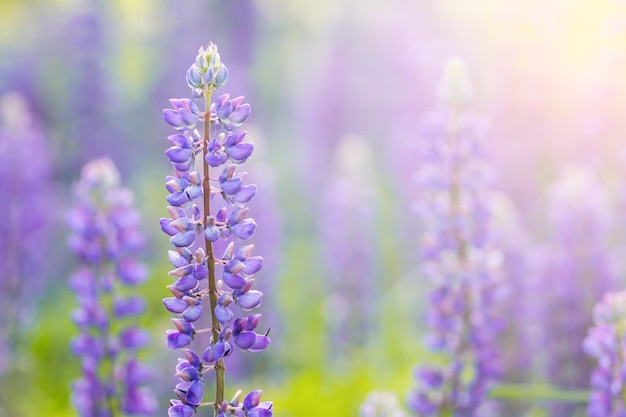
(161, 42), (272, 417)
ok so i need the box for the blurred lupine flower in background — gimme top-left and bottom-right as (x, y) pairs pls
(67, 158), (156, 416)
(583, 290), (626, 417)
(360, 391), (408, 417)
(320, 134), (379, 364)
(408, 57), (506, 417)
(160, 42), (271, 417)
(538, 167), (618, 417)
(0, 91), (53, 375)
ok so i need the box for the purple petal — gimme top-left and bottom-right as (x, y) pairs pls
(221, 178), (243, 195)
(166, 330), (192, 349)
(193, 264), (208, 280)
(171, 231), (196, 248)
(173, 275), (198, 292)
(225, 131), (246, 147)
(202, 345), (214, 363)
(206, 151), (226, 167)
(229, 103), (251, 125)
(168, 401), (195, 417)
(183, 305), (203, 322)
(179, 109), (198, 128)
(167, 134), (193, 148)
(233, 184), (257, 204)
(217, 100), (233, 120)
(242, 256), (263, 275)
(223, 272), (246, 290)
(235, 331), (256, 350)
(185, 380), (204, 405)
(166, 147), (193, 163)
(225, 259), (246, 274)
(160, 218), (178, 236)
(168, 249), (191, 267)
(213, 341), (226, 360)
(215, 305), (233, 324)
(231, 218), (257, 240)
(167, 192), (190, 207)
(248, 408), (273, 417)
(205, 225), (221, 242)
(163, 297), (189, 314)
(163, 109), (184, 129)
(243, 390), (263, 410)
(227, 143), (254, 163)
(249, 335), (270, 352)
(237, 290), (263, 310)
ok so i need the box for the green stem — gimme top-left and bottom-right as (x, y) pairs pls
(202, 87), (225, 411)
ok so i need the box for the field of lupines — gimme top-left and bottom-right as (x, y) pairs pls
(3, 1), (626, 416)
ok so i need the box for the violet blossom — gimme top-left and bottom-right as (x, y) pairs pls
(407, 57), (506, 417)
(583, 290), (626, 417)
(0, 91), (53, 375)
(161, 42), (271, 417)
(539, 167), (618, 417)
(67, 158), (156, 416)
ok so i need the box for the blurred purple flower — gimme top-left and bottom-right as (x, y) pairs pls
(408, 58), (506, 417)
(584, 291), (626, 417)
(537, 167), (618, 416)
(0, 91), (54, 375)
(320, 134), (379, 362)
(67, 158), (156, 416)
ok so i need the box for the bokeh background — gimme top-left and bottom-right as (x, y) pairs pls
(2, 0), (626, 416)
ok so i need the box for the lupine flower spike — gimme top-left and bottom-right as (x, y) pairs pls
(161, 42), (272, 417)
(67, 158), (156, 416)
(584, 291), (626, 417)
(408, 58), (506, 417)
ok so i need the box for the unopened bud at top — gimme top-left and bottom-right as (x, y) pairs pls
(186, 42), (229, 94)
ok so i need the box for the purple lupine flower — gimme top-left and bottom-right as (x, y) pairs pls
(320, 134), (379, 361)
(0, 91), (53, 375)
(67, 158), (156, 417)
(161, 42), (271, 417)
(407, 58), (506, 417)
(538, 167), (618, 417)
(583, 291), (626, 417)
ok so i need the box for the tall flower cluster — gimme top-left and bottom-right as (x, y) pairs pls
(0, 91), (52, 374)
(67, 158), (156, 416)
(583, 290), (626, 417)
(408, 58), (505, 417)
(533, 167), (618, 417)
(320, 135), (378, 361)
(161, 42), (272, 417)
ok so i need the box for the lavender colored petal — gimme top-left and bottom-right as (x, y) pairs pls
(163, 297), (189, 314)
(166, 330), (192, 349)
(223, 272), (246, 290)
(227, 143), (254, 163)
(242, 256), (263, 275)
(237, 290), (263, 310)
(249, 335), (270, 352)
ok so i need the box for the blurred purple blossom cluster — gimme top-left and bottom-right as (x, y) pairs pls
(160, 42), (271, 417)
(584, 291), (626, 417)
(408, 58), (506, 417)
(67, 158), (156, 416)
(0, 92), (53, 375)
